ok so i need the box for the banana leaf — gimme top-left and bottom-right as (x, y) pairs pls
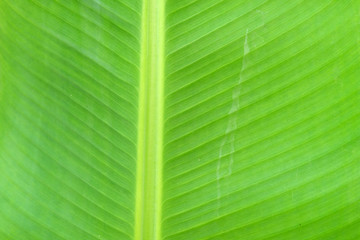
(0, 0), (360, 239)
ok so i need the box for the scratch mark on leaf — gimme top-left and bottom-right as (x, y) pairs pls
(216, 28), (249, 216)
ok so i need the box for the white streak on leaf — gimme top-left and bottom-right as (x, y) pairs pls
(216, 28), (249, 216)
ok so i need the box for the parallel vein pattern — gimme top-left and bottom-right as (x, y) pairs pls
(0, 1), (141, 239)
(163, 0), (360, 239)
(1, 0), (360, 240)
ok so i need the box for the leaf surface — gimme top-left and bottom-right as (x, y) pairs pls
(1, 0), (360, 240)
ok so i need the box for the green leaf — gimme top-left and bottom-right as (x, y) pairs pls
(1, 0), (360, 240)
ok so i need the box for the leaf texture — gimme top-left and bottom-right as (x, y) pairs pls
(0, 1), (141, 239)
(1, 0), (360, 240)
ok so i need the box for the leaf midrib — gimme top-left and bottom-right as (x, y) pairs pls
(135, 0), (165, 239)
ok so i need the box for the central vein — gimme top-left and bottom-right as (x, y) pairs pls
(135, 0), (165, 239)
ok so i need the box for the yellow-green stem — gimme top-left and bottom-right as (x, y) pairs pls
(135, 0), (165, 239)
